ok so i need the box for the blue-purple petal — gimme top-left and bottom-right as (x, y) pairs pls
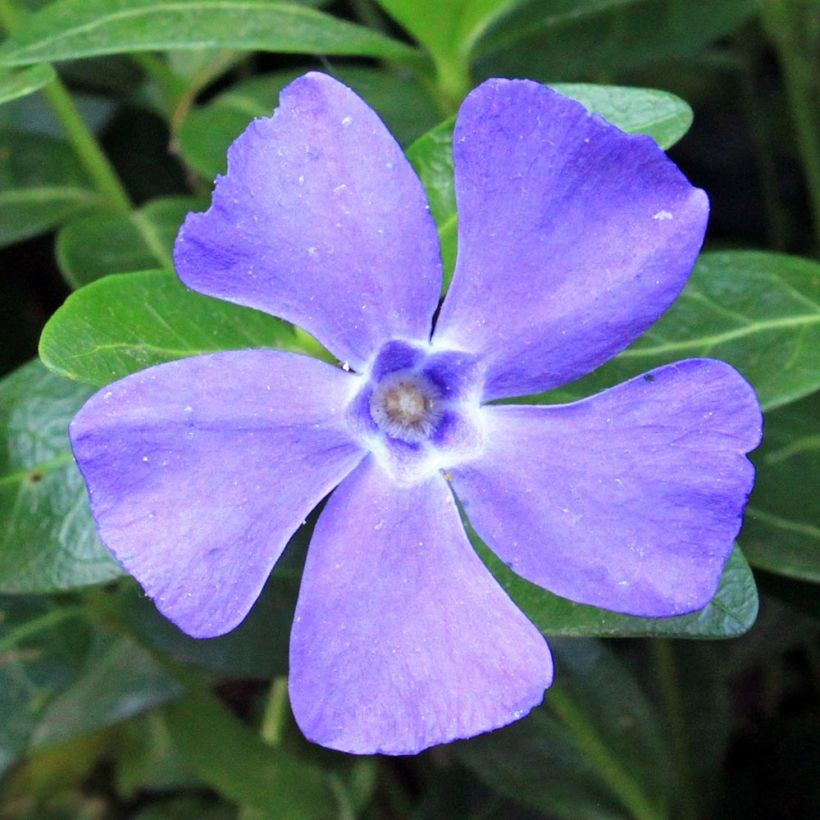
(434, 79), (709, 401)
(175, 72), (442, 371)
(289, 457), (552, 755)
(71, 350), (365, 637)
(450, 360), (762, 616)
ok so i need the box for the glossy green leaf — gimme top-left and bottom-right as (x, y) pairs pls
(56, 196), (205, 287)
(458, 639), (673, 819)
(545, 252), (820, 412)
(406, 84), (694, 286)
(474, 525), (759, 638)
(0, 63), (54, 105)
(0, 360), (122, 593)
(742, 393), (820, 582)
(406, 118), (458, 284)
(475, 0), (757, 81)
(177, 66), (440, 180)
(164, 689), (336, 819)
(0, 0), (424, 68)
(0, 129), (99, 246)
(39, 269), (299, 386)
(551, 83), (693, 150)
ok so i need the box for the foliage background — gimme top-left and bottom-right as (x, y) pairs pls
(0, 1), (818, 817)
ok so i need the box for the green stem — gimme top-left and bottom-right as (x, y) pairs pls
(549, 685), (663, 820)
(259, 676), (289, 747)
(735, 28), (791, 250)
(762, 0), (820, 254)
(235, 677), (293, 820)
(0, 606), (85, 653)
(0, 0), (131, 211)
(40, 79), (132, 210)
(169, 49), (238, 138)
(433, 52), (472, 113)
(652, 641), (698, 820)
(132, 52), (188, 114)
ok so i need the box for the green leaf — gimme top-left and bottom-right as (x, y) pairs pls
(544, 251), (820, 412)
(31, 631), (182, 747)
(741, 393), (820, 582)
(551, 83), (693, 150)
(476, 0), (757, 81)
(114, 712), (201, 798)
(177, 66), (440, 180)
(0, 598), (88, 775)
(406, 84), (694, 286)
(475, 527), (759, 638)
(0, 360), (122, 593)
(114, 574), (298, 680)
(39, 269), (299, 386)
(0, 598), (178, 774)
(0, 63), (55, 105)
(0, 129), (99, 246)
(0, 0), (424, 68)
(406, 118), (458, 285)
(457, 639), (673, 819)
(164, 689), (337, 819)
(56, 196), (205, 287)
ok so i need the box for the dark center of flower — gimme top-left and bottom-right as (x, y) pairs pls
(369, 372), (442, 444)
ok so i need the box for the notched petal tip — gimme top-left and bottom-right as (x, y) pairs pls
(172, 70), (442, 369)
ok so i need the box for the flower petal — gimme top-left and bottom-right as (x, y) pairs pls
(70, 350), (365, 638)
(289, 457), (552, 755)
(174, 72), (442, 371)
(434, 79), (709, 401)
(450, 360), (762, 616)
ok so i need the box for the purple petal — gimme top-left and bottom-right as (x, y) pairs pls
(70, 351), (365, 638)
(450, 360), (762, 616)
(289, 458), (552, 755)
(174, 72), (442, 371)
(434, 79), (709, 401)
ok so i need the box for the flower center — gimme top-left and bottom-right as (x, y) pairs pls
(369, 372), (441, 444)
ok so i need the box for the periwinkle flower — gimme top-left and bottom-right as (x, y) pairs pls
(70, 73), (761, 755)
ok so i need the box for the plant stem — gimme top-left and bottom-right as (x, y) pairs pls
(762, 0), (820, 254)
(433, 52), (472, 112)
(259, 676), (289, 747)
(132, 52), (188, 114)
(0, 605), (85, 653)
(735, 27), (791, 250)
(652, 641), (698, 820)
(549, 684), (663, 820)
(40, 79), (132, 210)
(0, 0), (131, 211)
(169, 49), (238, 139)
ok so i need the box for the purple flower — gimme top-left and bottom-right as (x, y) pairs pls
(70, 73), (761, 755)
